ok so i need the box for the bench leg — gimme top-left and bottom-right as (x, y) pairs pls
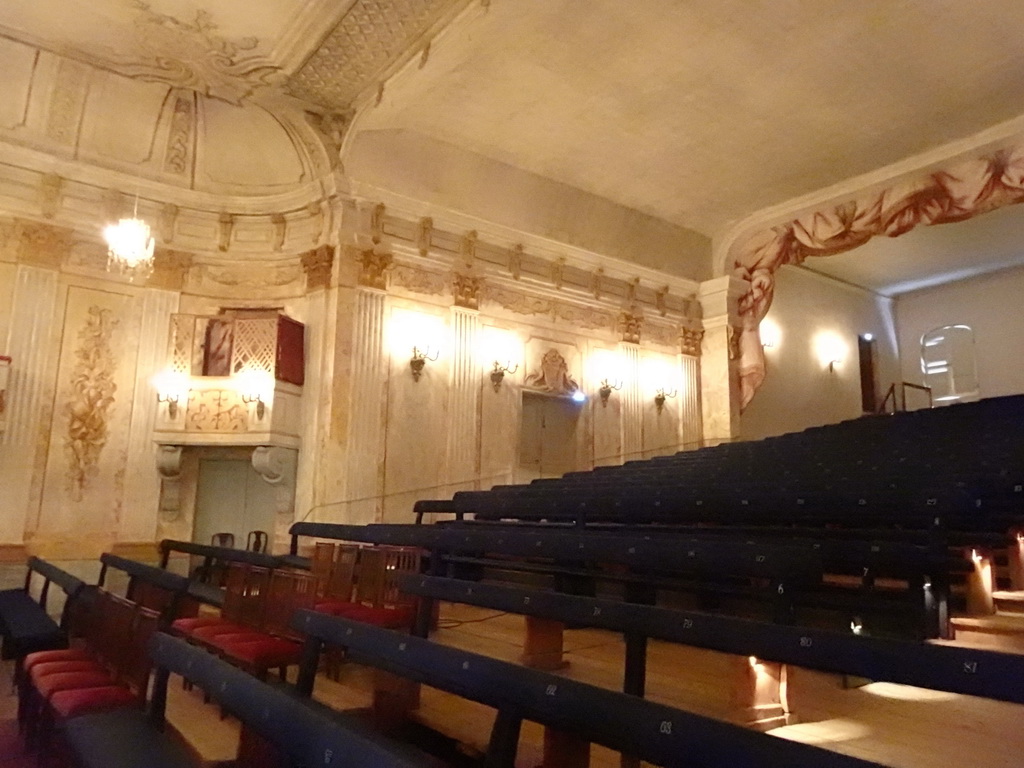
(966, 552), (995, 616)
(540, 727), (590, 768)
(520, 616), (566, 671)
(732, 655), (790, 731)
(371, 669), (421, 730)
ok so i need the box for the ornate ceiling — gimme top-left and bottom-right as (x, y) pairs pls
(0, 0), (1022, 287)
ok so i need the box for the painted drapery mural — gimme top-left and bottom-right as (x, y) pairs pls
(731, 142), (1024, 408)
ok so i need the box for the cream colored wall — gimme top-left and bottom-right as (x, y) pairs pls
(740, 265), (899, 441)
(894, 264), (1024, 400)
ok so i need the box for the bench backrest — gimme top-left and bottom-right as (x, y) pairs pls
(292, 610), (885, 768)
(147, 633), (427, 768)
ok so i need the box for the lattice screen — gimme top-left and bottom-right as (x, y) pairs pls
(168, 315), (194, 375)
(231, 318), (277, 375)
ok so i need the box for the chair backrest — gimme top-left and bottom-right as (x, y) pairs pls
(92, 591), (139, 672)
(326, 544), (360, 602)
(353, 548), (387, 608)
(247, 530), (270, 554)
(310, 542), (338, 598)
(211, 532), (236, 548)
(380, 546), (421, 607)
(117, 606), (161, 701)
(263, 570), (316, 639)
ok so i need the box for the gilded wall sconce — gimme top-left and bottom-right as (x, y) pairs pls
(490, 360), (518, 391)
(410, 346), (439, 381)
(598, 378), (622, 407)
(654, 387), (677, 413)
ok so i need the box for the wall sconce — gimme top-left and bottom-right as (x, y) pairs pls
(489, 360), (518, 392)
(410, 346), (438, 382)
(654, 388), (677, 413)
(236, 368), (274, 420)
(153, 368), (188, 419)
(828, 358), (841, 373)
(760, 319), (780, 349)
(598, 378), (622, 407)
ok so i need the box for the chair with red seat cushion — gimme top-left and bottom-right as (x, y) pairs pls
(214, 569), (314, 680)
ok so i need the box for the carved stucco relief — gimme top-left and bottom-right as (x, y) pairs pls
(391, 264), (447, 296)
(111, 2), (280, 105)
(680, 327), (704, 357)
(184, 390), (247, 432)
(64, 306), (120, 501)
(163, 95), (194, 174)
(525, 348), (579, 395)
(286, 0), (466, 108)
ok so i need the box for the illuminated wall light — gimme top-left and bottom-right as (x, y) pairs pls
(571, 390), (587, 403)
(760, 318), (781, 349)
(598, 378), (622, 407)
(850, 618), (864, 635)
(153, 368), (189, 419)
(489, 360), (518, 391)
(410, 346), (439, 382)
(236, 367), (274, 419)
(813, 331), (848, 373)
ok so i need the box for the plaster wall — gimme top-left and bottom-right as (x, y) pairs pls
(894, 264), (1024, 400)
(740, 265), (899, 441)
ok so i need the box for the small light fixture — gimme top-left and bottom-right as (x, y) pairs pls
(237, 367), (274, 419)
(862, 333), (874, 342)
(654, 387), (677, 413)
(598, 378), (622, 407)
(850, 618), (864, 635)
(104, 196), (155, 281)
(828, 358), (840, 373)
(410, 346), (438, 382)
(571, 390), (587, 403)
(760, 319), (781, 349)
(153, 368), (188, 419)
(489, 360), (518, 392)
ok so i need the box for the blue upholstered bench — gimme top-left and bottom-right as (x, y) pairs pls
(0, 557), (84, 663)
(63, 632), (433, 768)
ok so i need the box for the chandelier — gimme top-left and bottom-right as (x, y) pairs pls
(104, 200), (154, 281)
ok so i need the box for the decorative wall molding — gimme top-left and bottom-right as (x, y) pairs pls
(391, 264), (448, 296)
(680, 327), (704, 357)
(64, 306), (120, 501)
(452, 273), (481, 309)
(645, 321), (680, 348)
(164, 96), (194, 175)
(184, 390), (247, 432)
(358, 246), (393, 289)
(619, 311), (643, 344)
(301, 245), (335, 291)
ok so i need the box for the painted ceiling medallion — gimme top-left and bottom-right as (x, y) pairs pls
(113, 2), (280, 105)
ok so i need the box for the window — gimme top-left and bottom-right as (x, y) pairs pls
(920, 325), (979, 404)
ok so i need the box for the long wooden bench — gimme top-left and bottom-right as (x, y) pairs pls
(289, 521), (963, 639)
(62, 632), (434, 768)
(0, 557), (86, 664)
(97, 554), (199, 628)
(292, 610), (886, 768)
(400, 573), (1024, 707)
(157, 539), (285, 608)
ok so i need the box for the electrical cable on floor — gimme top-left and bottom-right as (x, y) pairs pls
(436, 611), (509, 628)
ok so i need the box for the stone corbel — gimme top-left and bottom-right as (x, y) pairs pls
(417, 217), (433, 256)
(156, 445), (183, 521)
(251, 446), (298, 519)
(217, 212), (234, 252)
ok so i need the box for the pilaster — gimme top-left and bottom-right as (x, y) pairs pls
(698, 276), (746, 444)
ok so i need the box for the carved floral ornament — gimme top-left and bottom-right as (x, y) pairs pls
(65, 306), (120, 501)
(730, 140), (1024, 410)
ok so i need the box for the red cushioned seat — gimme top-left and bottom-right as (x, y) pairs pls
(30, 659), (104, 682)
(48, 684), (140, 719)
(24, 648), (94, 673)
(218, 637), (302, 668)
(188, 622), (253, 641)
(35, 670), (115, 700)
(170, 616), (231, 634)
(339, 605), (414, 629)
(204, 630), (275, 650)
(314, 600), (360, 615)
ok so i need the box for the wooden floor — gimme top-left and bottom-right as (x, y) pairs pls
(4, 602), (1024, 767)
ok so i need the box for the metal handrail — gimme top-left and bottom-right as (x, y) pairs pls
(877, 382), (933, 413)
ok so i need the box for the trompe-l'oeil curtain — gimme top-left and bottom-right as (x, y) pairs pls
(731, 143), (1024, 409)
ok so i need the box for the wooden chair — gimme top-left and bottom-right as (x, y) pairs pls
(247, 530), (269, 554)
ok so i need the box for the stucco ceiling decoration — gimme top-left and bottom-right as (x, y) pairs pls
(286, 0), (470, 109)
(109, 2), (281, 106)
